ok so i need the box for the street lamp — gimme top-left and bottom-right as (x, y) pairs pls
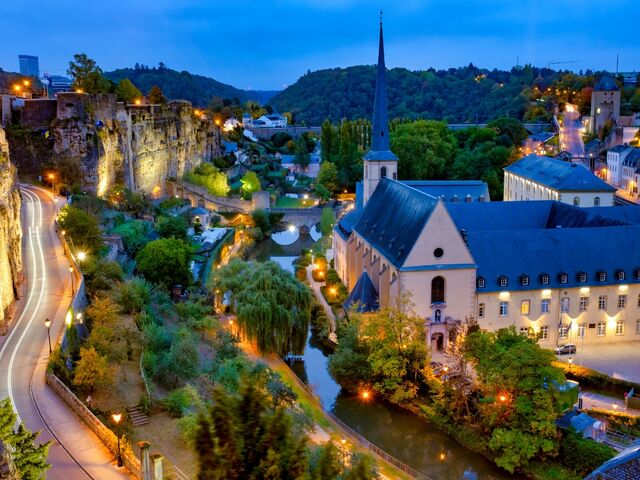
(69, 266), (75, 295)
(44, 318), (52, 354)
(112, 413), (123, 467)
(77, 251), (86, 263)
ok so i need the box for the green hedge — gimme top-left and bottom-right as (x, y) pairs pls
(553, 361), (640, 396)
(558, 430), (615, 477)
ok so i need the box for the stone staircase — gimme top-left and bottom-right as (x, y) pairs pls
(127, 404), (150, 427)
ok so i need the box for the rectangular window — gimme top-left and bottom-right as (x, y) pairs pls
(478, 303), (485, 318)
(560, 297), (570, 313)
(500, 277), (508, 287)
(637, 294), (640, 308)
(519, 327), (529, 336)
(579, 296), (589, 312)
(578, 323), (586, 338)
(618, 295), (627, 309)
(597, 322), (606, 336)
(499, 301), (509, 317)
(598, 296), (607, 311)
(540, 326), (549, 340)
(616, 320), (625, 335)
(521, 300), (530, 315)
(558, 325), (569, 340)
(636, 319), (640, 334)
(541, 275), (549, 285)
(541, 299), (550, 314)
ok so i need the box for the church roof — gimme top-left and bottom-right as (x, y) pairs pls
(594, 73), (620, 92)
(401, 180), (490, 202)
(352, 178), (438, 267)
(343, 271), (379, 313)
(505, 154), (615, 192)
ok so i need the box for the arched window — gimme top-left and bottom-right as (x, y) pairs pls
(573, 196), (580, 206)
(431, 276), (445, 303)
(594, 197), (600, 206)
(381, 166), (387, 178)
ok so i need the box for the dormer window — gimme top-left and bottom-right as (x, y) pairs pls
(598, 271), (607, 282)
(578, 272), (587, 283)
(540, 274), (550, 285)
(617, 270), (625, 281)
(477, 277), (485, 288)
(635, 269), (640, 281)
(559, 273), (568, 284)
(520, 275), (529, 286)
(499, 276), (508, 288)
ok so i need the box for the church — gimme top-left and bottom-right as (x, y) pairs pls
(332, 22), (640, 352)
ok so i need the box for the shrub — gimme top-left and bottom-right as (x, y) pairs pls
(558, 430), (615, 476)
(136, 238), (193, 288)
(57, 205), (103, 255)
(156, 215), (188, 240)
(176, 414), (199, 447)
(554, 361), (640, 396)
(118, 277), (154, 314)
(112, 220), (152, 257)
(164, 388), (191, 418)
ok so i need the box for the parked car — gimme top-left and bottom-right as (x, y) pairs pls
(554, 344), (576, 355)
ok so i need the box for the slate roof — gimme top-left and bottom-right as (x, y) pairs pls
(622, 148), (640, 168)
(609, 145), (631, 153)
(401, 180), (490, 202)
(505, 154), (616, 192)
(352, 179), (438, 267)
(594, 74), (620, 92)
(527, 132), (556, 143)
(336, 182), (364, 240)
(583, 206), (640, 224)
(343, 271), (379, 313)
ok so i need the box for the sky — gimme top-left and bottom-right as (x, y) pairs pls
(2, 0), (638, 90)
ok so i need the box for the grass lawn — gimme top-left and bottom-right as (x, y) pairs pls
(274, 196), (315, 208)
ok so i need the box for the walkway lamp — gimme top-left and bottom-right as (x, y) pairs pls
(69, 266), (75, 295)
(112, 413), (123, 467)
(44, 318), (52, 354)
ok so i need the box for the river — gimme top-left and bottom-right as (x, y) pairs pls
(251, 233), (518, 480)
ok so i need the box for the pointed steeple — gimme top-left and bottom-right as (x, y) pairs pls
(365, 13), (397, 161)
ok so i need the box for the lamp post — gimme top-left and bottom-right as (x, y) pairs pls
(69, 266), (75, 295)
(112, 413), (123, 467)
(44, 318), (52, 354)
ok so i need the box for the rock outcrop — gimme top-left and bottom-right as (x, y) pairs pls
(7, 93), (222, 196)
(0, 440), (18, 480)
(0, 125), (22, 331)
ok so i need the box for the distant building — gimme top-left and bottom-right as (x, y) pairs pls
(504, 154), (615, 207)
(278, 152), (320, 177)
(523, 131), (557, 156)
(244, 113), (287, 128)
(18, 55), (39, 77)
(590, 74), (621, 135)
(606, 145), (640, 195)
(43, 74), (72, 95)
(223, 116), (240, 132)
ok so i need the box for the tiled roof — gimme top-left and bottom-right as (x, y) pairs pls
(352, 179), (438, 267)
(505, 154), (616, 192)
(401, 180), (490, 202)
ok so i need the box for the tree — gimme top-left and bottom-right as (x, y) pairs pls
(57, 205), (103, 256)
(320, 119), (337, 163)
(316, 161), (339, 193)
(148, 85), (167, 104)
(0, 398), (51, 479)
(210, 260), (312, 355)
(136, 238), (193, 288)
(73, 347), (114, 394)
(115, 78), (142, 103)
(240, 171), (261, 199)
(314, 184), (331, 203)
(156, 215), (188, 240)
(183, 163), (230, 197)
(167, 328), (200, 387)
(85, 295), (118, 326)
(67, 53), (111, 93)
(294, 136), (310, 167)
(319, 207), (335, 236)
(251, 209), (272, 236)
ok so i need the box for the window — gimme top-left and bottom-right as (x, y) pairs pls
(635, 270), (640, 281)
(597, 322), (606, 336)
(431, 276), (445, 303)
(617, 270), (625, 281)
(594, 197), (600, 206)
(477, 277), (485, 288)
(499, 276), (508, 287)
(558, 325), (569, 339)
(392, 172), (397, 180)
(598, 295), (607, 310)
(521, 300), (530, 315)
(579, 296), (589, 312)
(380, 166), (387, 178)
(578, 272), (587, 283)
(636, 319), (640, 334)
(521, 275), (529, 286)
(541, 299), (550, 314)
(541, 274), (550, 285)
(540, 326), (549, 340)
(618, 295), (628, 309)
(499, 301), (509, 316)
(573, 196), (580, 206)
(519, 327), (530, 336)
(616, 320), (625, 336)
(433, 248), (444, 258)
(578, 323), (586, 338)
(560, 297), (570, 313)
(560, 273), (568, 284)
(638, 294), (640, 308)
(478, 303), (485, 318)
(598, 272), (607, 282)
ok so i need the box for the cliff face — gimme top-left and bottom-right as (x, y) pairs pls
(0, 440), (18, 480)
(0, 125), (23, 330)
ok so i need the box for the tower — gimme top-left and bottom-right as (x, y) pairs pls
(590, 73), (620, 135)
(362, 16), (398, 205)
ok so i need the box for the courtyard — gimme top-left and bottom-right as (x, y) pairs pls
(554, 341), (640, 383)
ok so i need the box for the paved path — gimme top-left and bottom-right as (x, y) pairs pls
(559, 105), (585, 156)
(580, 391), (640, 417)
(305, 265), (337, 343)
(0, 185), (132, 480)
(556, 342), (640, 384)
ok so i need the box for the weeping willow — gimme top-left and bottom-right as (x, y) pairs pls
(212, 260), (312, 356)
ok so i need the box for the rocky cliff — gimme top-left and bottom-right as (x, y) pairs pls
(7, 93), (222, 196)
(0, 125), (23, 331)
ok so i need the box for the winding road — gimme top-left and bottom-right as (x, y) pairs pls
(560, 104), (585, 157)
(0, 185), (131, 479)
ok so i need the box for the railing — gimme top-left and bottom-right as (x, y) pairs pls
(276, 356), (432, 480)
(139, 350), (152, 404)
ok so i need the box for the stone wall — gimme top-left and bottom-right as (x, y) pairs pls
(0, 125), (23, 332)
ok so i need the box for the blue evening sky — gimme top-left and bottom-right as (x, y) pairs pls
(1, 0), (637, 90)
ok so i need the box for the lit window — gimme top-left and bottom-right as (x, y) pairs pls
(521, 275), (529, 286)
(597, 322), (606, 336)
(521, 300), (530, 315)
(598, 295), (607, 310)
(541, 299), (550, 314)
(616, 320), (625, 336)
(541, 274), (550, 285)
(499, 276), (508, 287)
(618, 295), (628, 309)
(540, 326), (549, 340)
(560, 273), (568, 284)
(477, 277), (485, 288)
(558, 325), (569, 339)
(478, 303), (485, 318)
(598, 272), (607, 282)
(499, 301), (509, 317)
(579, 296), (589, 312)
(560, 297), (570, 313)
(578, 323), (586, 338)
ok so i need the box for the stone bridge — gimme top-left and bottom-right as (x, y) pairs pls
(166, 180), (262, 213)
(269, 206), (339, 229)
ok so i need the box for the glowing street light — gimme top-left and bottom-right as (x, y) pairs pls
(77, 251), (86, 263)
(69, 266), (75, 295)
(439, 452), (446, 461)
(44, 318), (52, 354)
(360, 389), (371, 401)
(329, 287), (337, 296)
(288, 225), (296, 233)
(112, 413), (124, 467)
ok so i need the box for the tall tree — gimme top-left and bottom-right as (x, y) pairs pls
(136, 238), (193, 288)
(316, 161), (339, 193)
(57, 205), (103, 256)
(115, 78), (142, 103)
(67, 53), (111, 93)
(148, 85), (167, 104)
(73, 346), (114, 394)
(240, 171), (261, 199)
